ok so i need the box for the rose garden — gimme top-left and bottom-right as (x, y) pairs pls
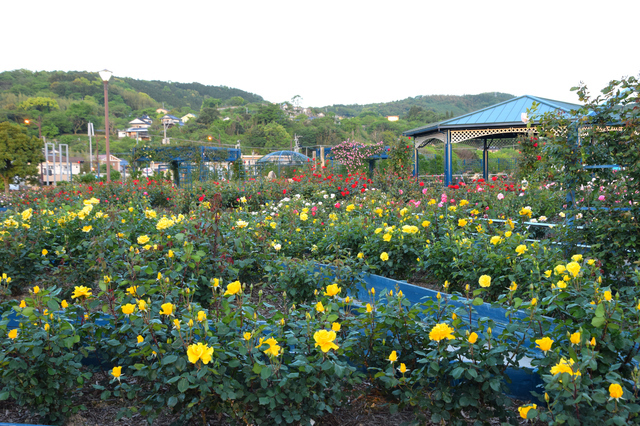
(0, 78), (639, 425)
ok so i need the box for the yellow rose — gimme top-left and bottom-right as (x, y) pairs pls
(121, 304), (136, 315)
(111, 366), (122, 379)
(570, 331), (581, 345)
(380, 252), (389, 261)
(314, 330), (339, 353)
(478, 275), (491, 288)
(187, 342), (214, 364)
(324, 283), (341, 297)
(159, 303), (174, 316)
(518, 404), (537, 419)
(515, 244), (527, 255)
(224, 280), (242, 296)
(71, 285), (92, 299)
(535, 337), (553, 352)
(609, 383), (623, 400)
(429, 323), (455, 341)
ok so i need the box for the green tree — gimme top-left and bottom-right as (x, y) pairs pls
(0, 121), (43, 195)
(227, 96), (245, 106)
(255, 103), (286, 125)
(201, 98), (221, 109)
(196, 108), (220, 126)
(18, 97), (60, 114)
(18, 97), (60, 138)
(263, 122), (291, 149)
(66, 101), (98, 134)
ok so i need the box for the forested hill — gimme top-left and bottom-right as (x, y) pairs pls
(325, 92), (515, 118)
(121, 79), (264, 110)
(0, 69), (264, 112)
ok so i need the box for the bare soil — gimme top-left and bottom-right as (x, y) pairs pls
(0, 381), (545, 426)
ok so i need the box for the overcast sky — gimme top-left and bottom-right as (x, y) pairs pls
(4, 0), (639, 108)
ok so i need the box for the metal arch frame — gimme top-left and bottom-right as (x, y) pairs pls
(130, 146), (241, 187)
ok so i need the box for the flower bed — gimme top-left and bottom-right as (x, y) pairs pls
(1, 178), (639, 425)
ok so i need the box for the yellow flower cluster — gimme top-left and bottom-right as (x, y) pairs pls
(187, 342), (214, 364)
(156, 217), (175, 230)
(401, 225), (419, 234)
(428, 323), (455, 341)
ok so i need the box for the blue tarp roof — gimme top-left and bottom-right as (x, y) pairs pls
(403, 95), (582, 136)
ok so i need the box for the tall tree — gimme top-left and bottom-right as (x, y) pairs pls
(0, 121), (43, 195)
(18, 97), (60, 138)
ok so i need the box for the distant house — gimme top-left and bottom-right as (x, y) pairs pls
(39, 156), (84, 185)
(97, 154), (127, 173)
(181, 113), (196, 123)
(129, 116), (152, 129)
(124, 127), (150, 140)
(156, 108), (169, 114)
(119, 116), (153, 139)
(161, 114), (183, 128)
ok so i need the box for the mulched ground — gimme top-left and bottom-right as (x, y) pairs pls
(0, 391), (543, 426)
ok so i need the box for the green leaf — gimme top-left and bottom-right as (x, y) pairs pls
(47, 299), (60, 312)
(177, 377), (189, 393)
(259, 397), (270, 405)
(592, 316), (606, 328)
(472, 297), (484, 306)
(167, 396), (178, 408)
(162, 355), (178, 365)
(595, 303), (605, 317)
(252, 363), (263, 375)
(0, 391), (10, 401)
(260, 367), (272, 380)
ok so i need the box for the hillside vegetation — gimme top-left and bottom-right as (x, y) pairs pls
(0, 69), (515, 164)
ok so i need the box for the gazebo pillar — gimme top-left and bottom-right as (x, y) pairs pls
(482, 138), (489, 181)
(444, 130), (452, 186)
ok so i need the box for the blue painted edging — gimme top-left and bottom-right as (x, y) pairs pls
(346, 270), (545, 401)
(0, 423), (50, 426)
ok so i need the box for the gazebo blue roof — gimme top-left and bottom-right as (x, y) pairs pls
(403, 95), (582, 136)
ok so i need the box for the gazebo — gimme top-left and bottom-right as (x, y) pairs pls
(256, 150), (312, 177)
(402, 95), (581, 186)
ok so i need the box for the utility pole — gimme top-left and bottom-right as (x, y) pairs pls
(88, 123), (94, 175)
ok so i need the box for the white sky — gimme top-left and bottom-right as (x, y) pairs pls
(3, 0), (639, 108)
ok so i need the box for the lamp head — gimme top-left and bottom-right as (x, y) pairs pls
(98, 69), (113, 82)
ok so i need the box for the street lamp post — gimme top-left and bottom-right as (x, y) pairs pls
(98, 69), (113, 182)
